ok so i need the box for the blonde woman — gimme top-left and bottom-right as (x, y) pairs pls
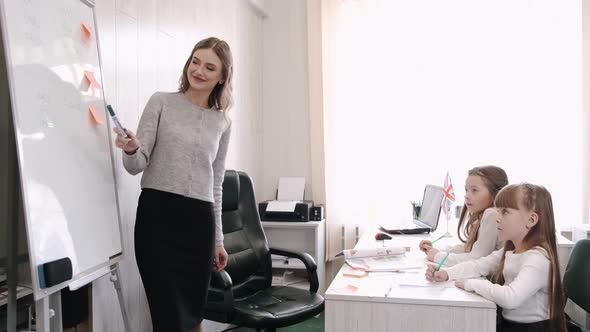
(113, 37), (233, 332)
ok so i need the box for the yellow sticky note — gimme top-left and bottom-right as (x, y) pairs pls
(89, 105), (103, 125)
(84, 70), (102, 89)
(81, 22), (92, 40)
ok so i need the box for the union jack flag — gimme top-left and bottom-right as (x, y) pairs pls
(442, 172), (456, 218)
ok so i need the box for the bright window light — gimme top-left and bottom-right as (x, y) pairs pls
(323, 0), (582, 240)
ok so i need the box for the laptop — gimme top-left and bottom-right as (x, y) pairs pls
(380, 184), (445, 235)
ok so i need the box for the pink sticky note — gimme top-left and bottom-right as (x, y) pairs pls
(84, 70), (102, 89)
(81, 22), (92, 40)
(89, 105), (103, 125)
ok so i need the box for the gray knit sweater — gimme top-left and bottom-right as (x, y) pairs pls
(122, 92), (231, 246)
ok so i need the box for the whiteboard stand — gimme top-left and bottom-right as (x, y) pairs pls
(29, 262), (130, 332)
(109, 263), (131, 332)
(4, 153), (129, 332)
(6, 183), (17, 332)
(5, 131), (20, 332)
(35, 293), (61, 331)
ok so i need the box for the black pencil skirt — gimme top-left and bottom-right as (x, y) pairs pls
(135, 188), (216, 332)
(498, 317), (552, 332)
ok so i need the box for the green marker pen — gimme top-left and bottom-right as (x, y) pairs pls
(106, 104), (128, 138)
(433, 252), (450, 278)
(429, 234), (446, 246)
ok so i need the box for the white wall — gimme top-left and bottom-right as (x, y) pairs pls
(92, 1), (264, 331)
(258, 0), (341, 303)
(259, 0), (313, 201)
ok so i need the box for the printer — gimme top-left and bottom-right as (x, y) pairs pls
(259, 177), (312, 222)
(258, 200), (313, 222)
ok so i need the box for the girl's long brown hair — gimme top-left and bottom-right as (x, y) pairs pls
(178, 37), (234, 112)
(493, 183), (566, 332)
(457, 165), (508, 251)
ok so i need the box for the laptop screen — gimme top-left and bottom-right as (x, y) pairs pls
(417, 184), (445, 230)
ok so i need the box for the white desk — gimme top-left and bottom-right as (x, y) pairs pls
(325, 228), (573, 332)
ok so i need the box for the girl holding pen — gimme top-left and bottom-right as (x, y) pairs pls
(426, 183), (566, 332)
(113, 37), (233, 332)
(419, 165), (508, 266)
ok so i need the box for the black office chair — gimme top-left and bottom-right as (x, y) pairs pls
(564, 240), (590, 332)
(204, 170), (324, 332)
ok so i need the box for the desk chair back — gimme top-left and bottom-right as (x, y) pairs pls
(220, 170), (272, 299)
(564, 239), (590, 332)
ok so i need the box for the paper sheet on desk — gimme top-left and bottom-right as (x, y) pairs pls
(346, 255), (422, 272)
(266, 201), (297, 212)
(338, 246), (406, 259)
(397, 274), (456, 288)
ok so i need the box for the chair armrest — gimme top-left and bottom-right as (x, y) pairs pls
(210, 269), (233, 290)
(270, 247), (319, 293)
(206, 270), (234, 314)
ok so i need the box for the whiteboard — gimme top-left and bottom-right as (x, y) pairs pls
(0, 0), (123, 300)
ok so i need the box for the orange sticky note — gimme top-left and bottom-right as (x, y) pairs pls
(89, 105), (103, 124)
(343, 270), (368, 278)
(84, 70), (102, 89)
(81, 22), (92, 40)
(332, 284), (359, 294)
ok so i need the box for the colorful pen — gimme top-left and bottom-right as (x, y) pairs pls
(428, 234), (446, 246)
(433, 252), (450, 277)
(107, 104), (128, 138)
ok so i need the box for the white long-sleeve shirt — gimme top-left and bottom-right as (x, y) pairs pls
(434, 207), (502, 266)
(445, 247), (551, 323)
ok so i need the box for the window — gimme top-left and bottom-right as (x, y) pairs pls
(322, 0), (582, 254)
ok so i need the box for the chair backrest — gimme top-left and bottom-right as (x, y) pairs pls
(221, 170), (272, 299)
(564, 239), (590, 313)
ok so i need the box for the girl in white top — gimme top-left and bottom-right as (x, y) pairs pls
(419, 166), (508, 266)
(426, 183), (567, 332)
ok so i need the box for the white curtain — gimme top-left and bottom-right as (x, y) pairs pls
(321, 0), (582, 257)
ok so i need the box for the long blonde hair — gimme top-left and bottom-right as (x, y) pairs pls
(493, 183), (566, 332)
(457, 165), (508, 251)
(178, 37), (234, 112)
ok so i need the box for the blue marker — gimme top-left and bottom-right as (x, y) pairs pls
(106, 104), (128, 138)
